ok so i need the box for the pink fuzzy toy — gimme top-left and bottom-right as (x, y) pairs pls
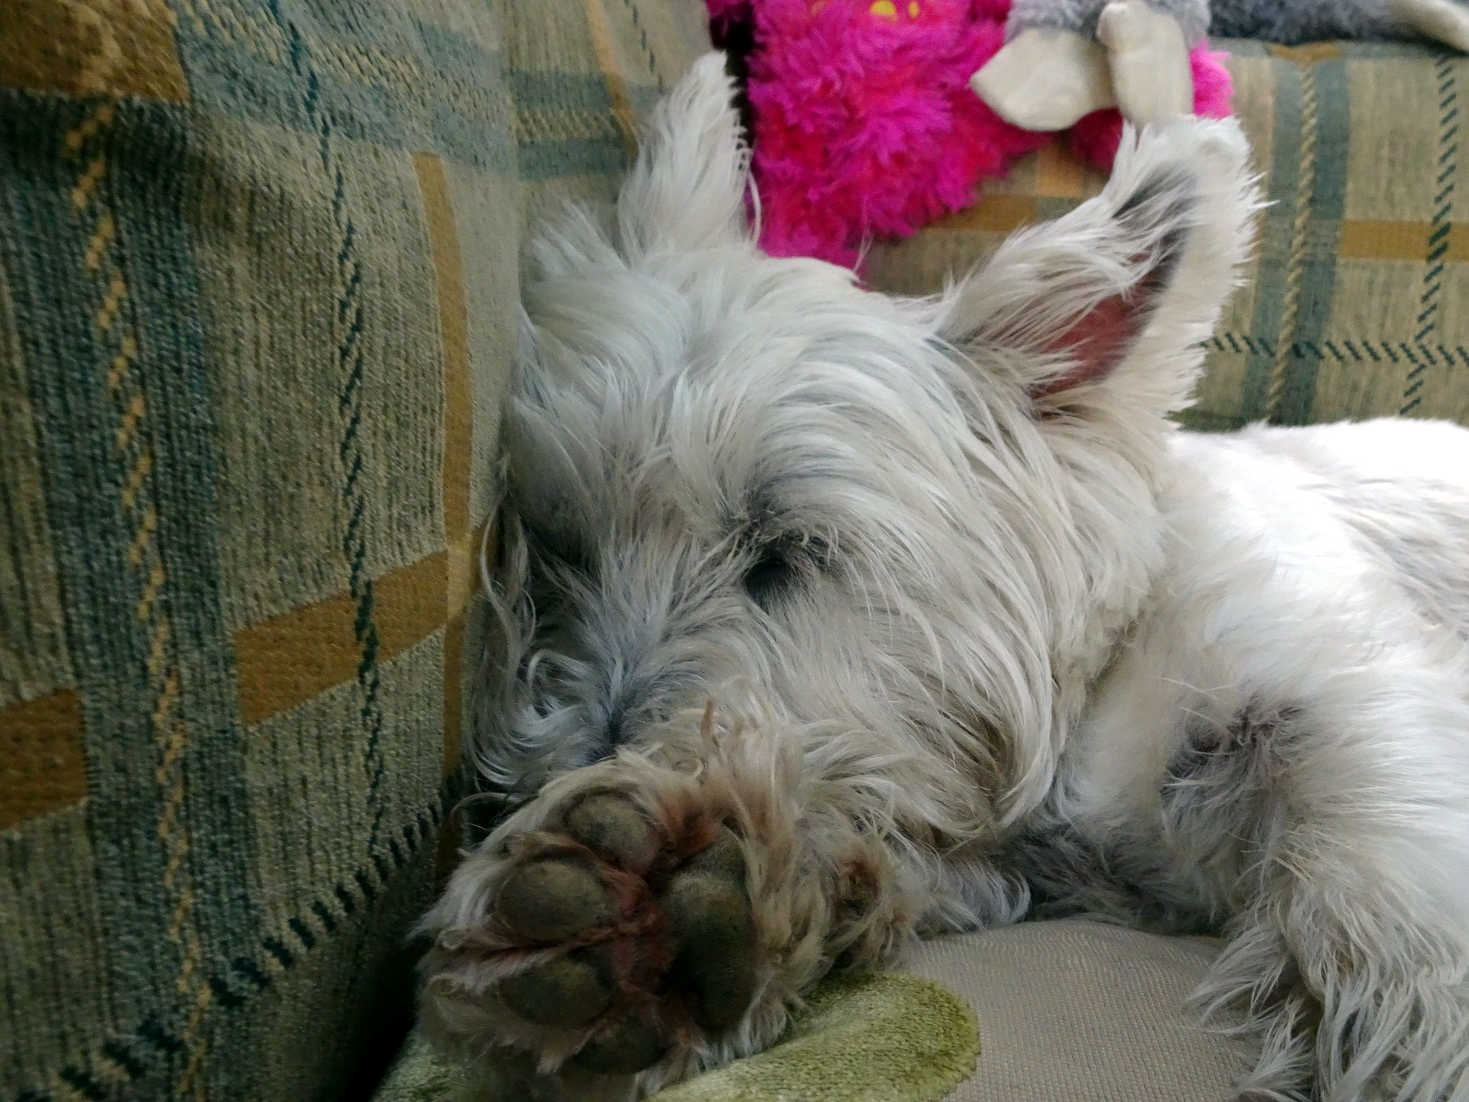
(708, 0), (1233, 269)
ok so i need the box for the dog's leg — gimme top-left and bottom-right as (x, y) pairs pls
(416, 705), (925, 1097)
(1172, 674), (1469, 1100)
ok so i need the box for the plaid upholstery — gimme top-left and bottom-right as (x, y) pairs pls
(0, 1), (704, 1098)
(868, 40), (1469, 432)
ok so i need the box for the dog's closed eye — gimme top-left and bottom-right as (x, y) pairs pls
(743, 544), (797, 608)
(523, 516), (597, 581)
(742, 534), (831, 610)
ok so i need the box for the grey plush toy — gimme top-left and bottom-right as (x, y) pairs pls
(973, 0), (1469, 131)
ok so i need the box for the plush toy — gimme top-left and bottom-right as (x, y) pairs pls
(707, 0), (1232, 268)
(974, 0), (1469, 131)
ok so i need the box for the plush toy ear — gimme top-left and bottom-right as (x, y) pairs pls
(939, 118), (1259, 419)
(615, 52), (753, 257)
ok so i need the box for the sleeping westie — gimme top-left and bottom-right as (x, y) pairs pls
(416, 53), (1469, 1101)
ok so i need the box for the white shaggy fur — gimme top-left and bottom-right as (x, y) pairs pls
(418, 54), (1469, 1101)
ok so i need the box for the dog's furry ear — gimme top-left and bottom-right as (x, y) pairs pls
(939, 118), (1259, 419)
(616, 52), (752, 256)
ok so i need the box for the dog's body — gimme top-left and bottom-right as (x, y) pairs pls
(418, 55), (1469, 1101)
(1033, 417), (1469, 924)
(1030, 421), (1469, 1098)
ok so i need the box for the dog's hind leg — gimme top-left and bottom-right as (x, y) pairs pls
(1171, 666), (1469, 1100)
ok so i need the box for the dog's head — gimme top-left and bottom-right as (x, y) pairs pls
(477, 53), (1258, 823)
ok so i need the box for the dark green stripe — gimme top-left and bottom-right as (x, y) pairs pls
(1238, 58), (1304, 421)
(0, 92), (256, 1084)
(1404, 56), (1459, 413)
(511, 71), (659, 114)
(1275, 58), (1349, 425)
(1175, 407), (1251, 432)
(1238, 57), (1349, 425)
(518, 136), (631, 180)
(171, 23), (515, 171)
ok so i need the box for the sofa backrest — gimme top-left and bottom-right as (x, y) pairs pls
(0, 2), (704, 1097)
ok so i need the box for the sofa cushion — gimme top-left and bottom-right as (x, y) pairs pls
(373, 920), (1241, 1101)
(0, 1), (705, 1098)
(655, 921), (1241, 1102)
(867, 41), (1469, 431)
(903, 923), (1243, 1101)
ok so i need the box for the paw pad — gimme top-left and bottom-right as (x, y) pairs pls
(572, 1011), (669, 1073)
(497, 858), (609, 941)
(564, 792), (662, 872)
(665, 862), (757, 1029)
(482, 793), (759, 1074)
(499, 951), (612, 1027)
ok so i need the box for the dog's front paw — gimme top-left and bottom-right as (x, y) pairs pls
(419, 784), (760, 1084)
(497, 793), (757, 1065)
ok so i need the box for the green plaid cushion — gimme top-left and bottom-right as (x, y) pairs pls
(0, 1), (704, 1098)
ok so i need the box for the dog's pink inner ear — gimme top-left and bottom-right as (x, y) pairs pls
(1028, 291), (1147, 401)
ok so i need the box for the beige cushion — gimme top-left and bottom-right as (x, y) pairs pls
(904, 921), (1246, 1101)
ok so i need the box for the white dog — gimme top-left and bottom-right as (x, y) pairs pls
(417, 53), (1469, 1101)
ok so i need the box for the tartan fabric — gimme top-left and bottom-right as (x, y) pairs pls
(0, 1), (705, 1099)
(867, 40), (1469, 432)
